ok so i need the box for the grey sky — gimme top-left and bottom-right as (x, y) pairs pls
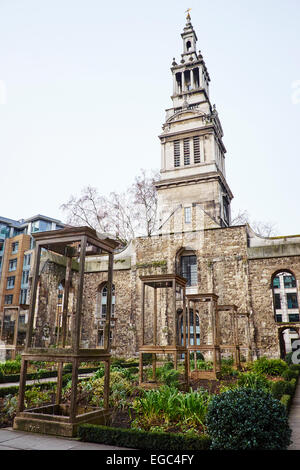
(0, 0), (299, 235)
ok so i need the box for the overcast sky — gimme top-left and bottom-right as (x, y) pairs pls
(0, 0), (299, 235)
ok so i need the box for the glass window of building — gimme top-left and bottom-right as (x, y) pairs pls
(8, 258), (17, 271)
(180, 255), (197, 286)
(4, 294), (13, 305)
(6, 276), (15, 289)
(12, 242), (19, 254)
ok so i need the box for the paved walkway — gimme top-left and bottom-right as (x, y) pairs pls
(289, 381), (300, 449)
(0, 428), (129, 450)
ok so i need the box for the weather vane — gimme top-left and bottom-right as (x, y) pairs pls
(185, 8), (192, 20)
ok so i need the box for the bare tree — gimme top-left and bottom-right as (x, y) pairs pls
(60, 186), (111, 232)
(60, 169), (160, 244)
(131, 169), (160, 237)
(231, 209), (278, 237)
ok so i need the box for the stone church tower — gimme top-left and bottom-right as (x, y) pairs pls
(156, 14), (233, 229)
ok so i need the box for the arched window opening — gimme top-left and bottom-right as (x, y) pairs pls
(279, 327), (300, 359)
(96, 283), (116, 347)
(272, 271), (299, 323)
(186, 40), (192, 51)
(180, 255), (197, 286)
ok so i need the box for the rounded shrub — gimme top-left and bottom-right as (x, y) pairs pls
(252, 357), (288, 376)
(63, 363), (73, 373)
(206, 387), (292, 450)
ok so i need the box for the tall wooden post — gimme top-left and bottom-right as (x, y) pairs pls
(193, 302), (197, 370)
(141, 282), (145, 346)
(17, 358), (28, 412)
(104, 253), (114, 351)
(104, 358), (111, 409)
(73, 236), (87, 351)
(25, 243), (42, 351)
(69, 358), (79, 421)
(153, 287), (157, 380)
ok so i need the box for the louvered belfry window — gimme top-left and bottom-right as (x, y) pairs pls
(184, 138), (190, 165)
(174, 140), (180, 167)
(193, 136), (200, 163)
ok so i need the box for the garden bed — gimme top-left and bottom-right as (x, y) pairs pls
(0, 356), (298, 449)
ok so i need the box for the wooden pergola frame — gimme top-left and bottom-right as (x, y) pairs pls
(139, 274), (189, 388)
(13, 226), (119, 437)
(186, 293), (221, 380)
(218, 304), (241, 369)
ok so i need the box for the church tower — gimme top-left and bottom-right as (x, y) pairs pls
(155, 13), (233, 229)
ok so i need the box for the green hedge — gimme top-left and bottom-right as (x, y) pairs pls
(0, 380), (57, 398)
(281, 394), (292, 411)
(0, 366), (100, 385)
(78, 424), (211, 450)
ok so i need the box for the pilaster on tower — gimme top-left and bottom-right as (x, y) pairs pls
(155, 13), (233, 230)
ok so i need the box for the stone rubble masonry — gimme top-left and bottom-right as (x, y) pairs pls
(23, 224), (300, 359)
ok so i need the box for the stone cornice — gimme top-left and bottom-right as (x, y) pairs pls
(155, 170), (234, 200)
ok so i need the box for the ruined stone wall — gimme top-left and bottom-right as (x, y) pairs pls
(82, 270), (136, 357)
(133, 225), (250, 350)
(31, 227), (300, 361)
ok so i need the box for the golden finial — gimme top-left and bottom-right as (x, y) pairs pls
(185, 8), (192, 21)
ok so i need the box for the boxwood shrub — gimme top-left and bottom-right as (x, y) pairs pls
(78, 424), (211, 450)
(281, 394), (292, 411)
(271, 379), (297, 400)
(282, 368), (299, 381)
(206, 387), (292, 450)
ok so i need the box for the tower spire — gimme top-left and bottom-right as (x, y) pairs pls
(155, 16), (233, 229)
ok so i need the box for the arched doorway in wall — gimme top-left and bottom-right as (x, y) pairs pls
(278, 327), (300, 359)
(272, 270), (300, 359)
(96, 282), (116, 347)
(272, 270), (299, 324)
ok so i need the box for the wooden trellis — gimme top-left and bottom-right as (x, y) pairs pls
(13, 226), (119, 437)
(186, 293), (221, 380)
(218, 304), (241, 369)
(139, 274), (189, 388)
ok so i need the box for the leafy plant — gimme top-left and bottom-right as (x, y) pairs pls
(236, 371), (270, 390)
(189, 359), (213, 371)
(131, 386), (210, 433)
(92, 367), (105, 380)
(252, 357), (288, 377)
(0, 394), (18, 425)
(24, 387), (54, 408)
(1, 360), (21, 375)
(206, 387), (292, 450)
